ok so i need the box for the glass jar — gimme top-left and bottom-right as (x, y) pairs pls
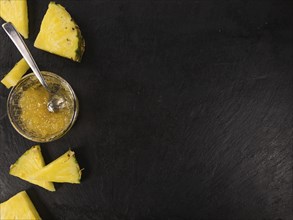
(7, 71), (79, 142)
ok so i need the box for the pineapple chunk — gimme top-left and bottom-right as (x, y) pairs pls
(10, 145), (55, 192)
(31, 150), (82, 183)
(0, 191), (41, 220)
(34, 2), (85, 62)
(1, 58), (30, 88)
(0, 0), (29, 39)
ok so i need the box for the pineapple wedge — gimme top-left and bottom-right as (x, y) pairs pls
(34, 2), (85, 62)
(0, 0), (29, 38)
(1, 58), (30, 89)
(10, 145), (55, 192)
(0, 191), (41, 220)
(31, 150), (82, 183)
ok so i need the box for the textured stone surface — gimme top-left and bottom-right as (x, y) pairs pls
(0, 0), (292, 219)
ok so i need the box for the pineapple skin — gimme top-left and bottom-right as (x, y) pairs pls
(34, 2), (85, 62)
(0, 191), (42, 220)
(1, 58), (30, 89)
(31, 150), (82, 184)
(9, 145), (56, 192)
(74, 23), (86, 62)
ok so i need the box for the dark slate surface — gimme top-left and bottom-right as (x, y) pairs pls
(0, 0), (292, 219)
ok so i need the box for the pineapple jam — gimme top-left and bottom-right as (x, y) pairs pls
(18, 85), (73, 138)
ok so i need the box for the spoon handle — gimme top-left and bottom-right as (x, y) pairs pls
(2, 22), (50, 90)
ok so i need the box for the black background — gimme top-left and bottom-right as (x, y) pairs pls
(0, 0), (292, 219)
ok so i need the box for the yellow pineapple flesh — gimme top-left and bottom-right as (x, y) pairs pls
(34, 2), (85, 62)
(0, 191), (41, 220)
(1, 58), (30, 88)
(0, 0), (29, 38)
(10, 145), (55, 192)
(31, 150), (82, 184)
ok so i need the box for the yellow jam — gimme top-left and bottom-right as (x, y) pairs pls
(19, 85), (73, 138)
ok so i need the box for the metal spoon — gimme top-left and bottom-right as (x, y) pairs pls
(2, 22), (65, 112)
